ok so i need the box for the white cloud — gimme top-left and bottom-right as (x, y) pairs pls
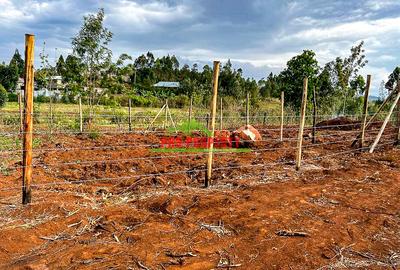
(282, 16), (400, 43)
(106, 0), (197, 33)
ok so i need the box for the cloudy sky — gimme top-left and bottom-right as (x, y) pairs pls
(1, 0), (399, 95)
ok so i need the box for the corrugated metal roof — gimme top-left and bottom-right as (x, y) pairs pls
(153, 81), (180, 88)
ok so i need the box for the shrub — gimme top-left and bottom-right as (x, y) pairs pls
(0, 84), (7, 108)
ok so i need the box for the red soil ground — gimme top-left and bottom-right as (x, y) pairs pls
(0, 124), (399, 269)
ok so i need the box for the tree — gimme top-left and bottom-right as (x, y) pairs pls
(56, 55), (66, 76)
(0, 63), (18, 91)
(385, 67), (400, 91)
(72, 8), (113, 104)
(279, 50), (320, 108)
(9, 49), (24, 78)
(0, 84), (7, 107)
(324, 41), (367, 113)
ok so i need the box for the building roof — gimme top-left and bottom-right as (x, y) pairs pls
(153, 81), (180, 88)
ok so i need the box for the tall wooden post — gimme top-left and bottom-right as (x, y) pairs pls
(295, 77), (308, 171)
(360, 75), (371, 148)
(312, 86), (317, 144)
(128, 99), (132, 132)
(79, 97), (83, 133)
(22, 34), (34, 204)
(280, 91), (284, 142)
(18, 92), (23, 133)
(205, 61), (220, 187)
(246, 92), (250, 126)
(369, 89), (400, 153)
(220, 97), (223, 130)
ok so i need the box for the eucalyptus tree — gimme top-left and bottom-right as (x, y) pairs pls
(72, 8), (113, 105)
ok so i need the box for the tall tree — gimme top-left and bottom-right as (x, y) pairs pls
(385, 67), (400, 91)
(9, 49), (25, 78)
(72, 8), (113, 104)
(279, 50), (320, 108)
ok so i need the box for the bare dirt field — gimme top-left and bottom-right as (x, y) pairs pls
(0, 125), (399, 269)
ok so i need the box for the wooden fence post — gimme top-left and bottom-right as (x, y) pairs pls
(79, 97), (83, 133)
(360, 75), (371, 148)
(369, 88), (400, 153)
(280, 91), (284, 142)
(220, 97), (223, 130)
(205, 61), (220, 187)
(206, 113), (210, 129)
(295, 77), (308, 171)
(188, 96), (193, 133)
(128, 99), (132, 132)
(22, 34), (34, 204)
(18, 92), (23, 133)
(263, 112), (267, 125)
(246, 91), (249, 126)
(312, 86), (317, 144)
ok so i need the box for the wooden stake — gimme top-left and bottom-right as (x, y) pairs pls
(188, 96), (193, 133)
(18, 92), (23, 133)
(79, 97), (83, 133)
(49, 95), (53, 134)
(295, 77), (308, 171)
(280, 91), (284, 142)
(128, 99), (132, 132)
(220, 97), (223, 130)
(246, 92), (249, 126)
(359, 75), (371, 148)
(206, 113), (210, 129)
(312, 86), (317, 144)
(22, 34), (34, 205)
(263, 112), (267, 125)
(369, 89), (400, 153)
(205, 61), (220, 187)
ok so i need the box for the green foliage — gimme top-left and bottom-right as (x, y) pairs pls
(279, 50), (320, 108)
(168, 119), (211, 137)
(0, 84), (7, 107)
(72, 8), (113, 103)
(385, 67), (400, 91)
(88, 130), (101, 140)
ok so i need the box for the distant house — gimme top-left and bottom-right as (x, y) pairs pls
(16, 76), (64, 99)
(153, 81), (180, 88)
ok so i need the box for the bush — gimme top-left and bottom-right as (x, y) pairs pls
(7, 93), (18, 102)
(0, 84), (7, 107)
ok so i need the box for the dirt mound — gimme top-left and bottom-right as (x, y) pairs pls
(316, 117), (360, 130)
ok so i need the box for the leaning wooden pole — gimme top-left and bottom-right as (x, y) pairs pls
(359, 75), (371, 148)
(22, 34), (34, 204)
(312, 86), (317, 144)
(295, 77), (308, 171)
(351, 89), (396, 147)
(205, 61), (220, 188)
(280, 91), (284, 142)
(369, 88), (400, 153)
